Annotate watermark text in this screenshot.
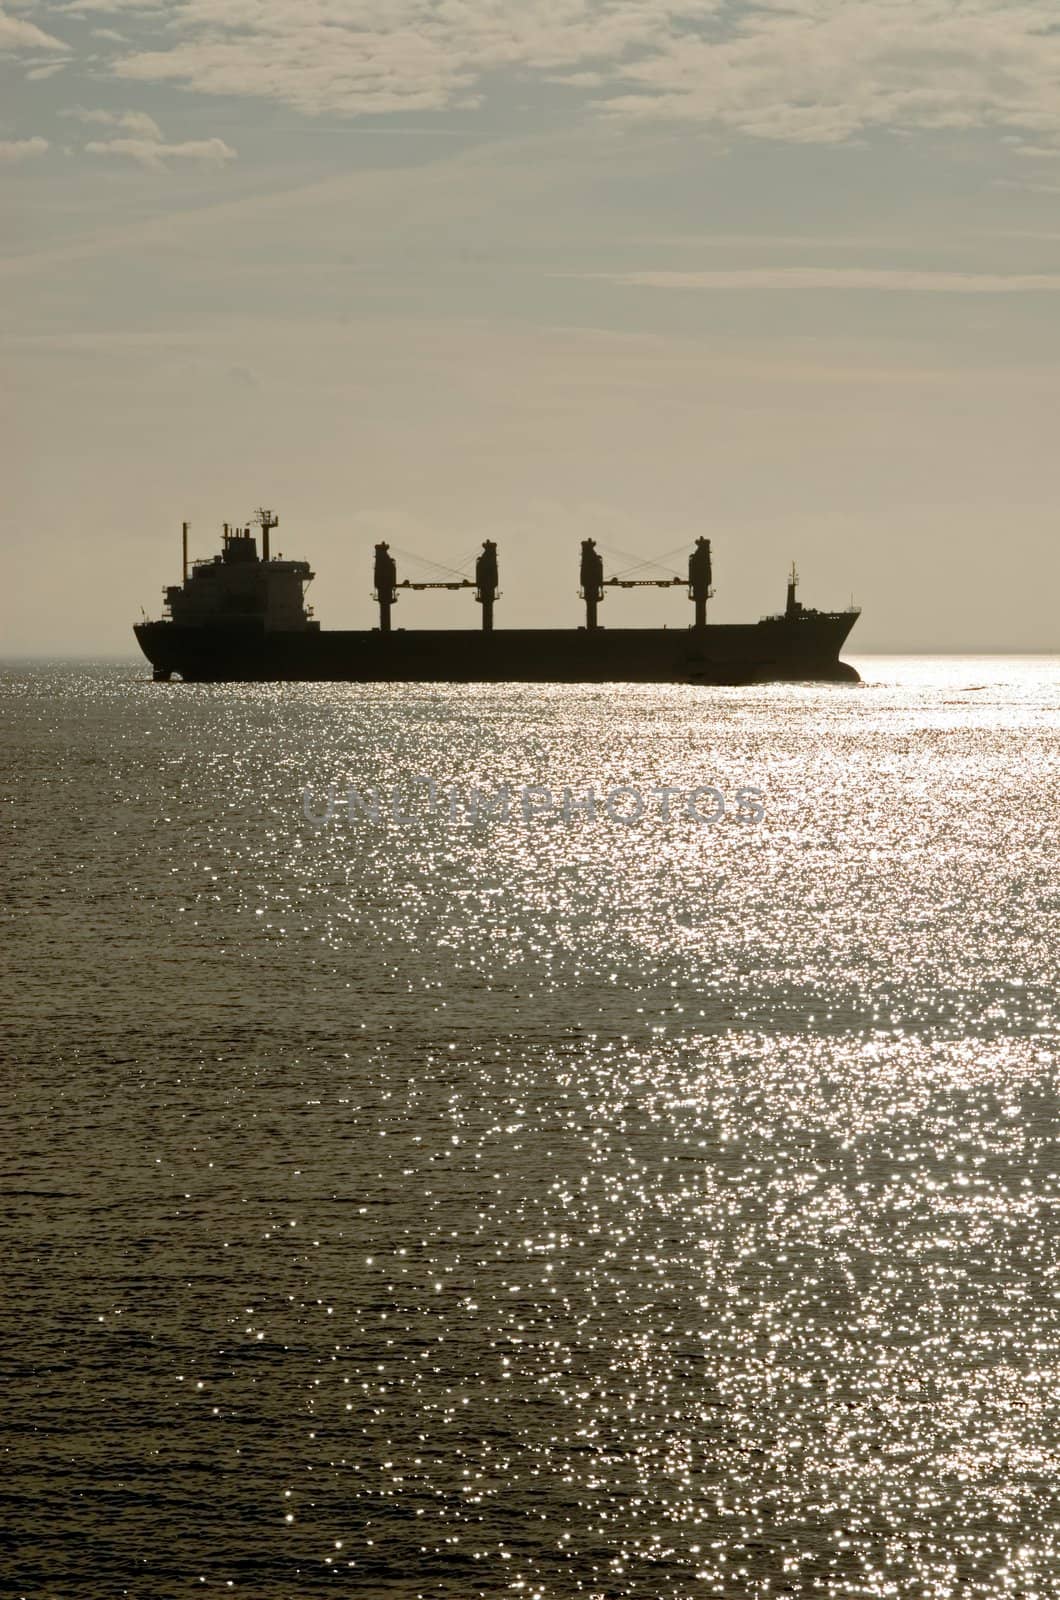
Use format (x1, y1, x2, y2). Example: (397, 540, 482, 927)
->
(302, 777, 764, 830)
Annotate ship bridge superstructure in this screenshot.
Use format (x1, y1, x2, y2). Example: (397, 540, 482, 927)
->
(164, 517, 317, 633)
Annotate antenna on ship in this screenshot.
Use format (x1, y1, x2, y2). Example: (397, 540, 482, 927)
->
(255, 508, 279, 563)
(786, 561, 799, 619)
(182, 521, 189, 584)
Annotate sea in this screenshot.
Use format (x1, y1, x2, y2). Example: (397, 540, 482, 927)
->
(1, 656, 1057, 1599)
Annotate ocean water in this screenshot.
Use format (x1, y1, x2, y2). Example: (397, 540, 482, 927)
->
(1, 656, 1057, 1599)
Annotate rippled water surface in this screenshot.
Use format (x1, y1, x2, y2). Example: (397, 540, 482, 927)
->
(2, 657, 1058, 1598)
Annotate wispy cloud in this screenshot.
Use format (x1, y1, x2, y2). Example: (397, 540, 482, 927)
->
(57, 106, 236, 168)
(0, 6, 66, 51)
(0, 136, 49, 163)
(83, 134, 237, 169)
(580, 267, 1060, 293)
(993, 177, 1060, 197)
(25, 59, 69, 80)
(61, 106, 163, 139)
(58, 0, 164, 12)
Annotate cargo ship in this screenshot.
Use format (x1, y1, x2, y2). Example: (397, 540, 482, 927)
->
(134, 511, 861, 684)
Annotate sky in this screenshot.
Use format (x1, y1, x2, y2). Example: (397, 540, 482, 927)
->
(3, 0, 1060, 652)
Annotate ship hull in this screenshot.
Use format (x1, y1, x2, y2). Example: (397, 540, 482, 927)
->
(134, 615, 860, 685)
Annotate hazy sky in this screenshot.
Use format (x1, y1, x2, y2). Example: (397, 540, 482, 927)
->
(3, 0, 1060, 651)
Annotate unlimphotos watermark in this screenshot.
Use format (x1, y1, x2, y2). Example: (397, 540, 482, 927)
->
(302, 777, 764, 830)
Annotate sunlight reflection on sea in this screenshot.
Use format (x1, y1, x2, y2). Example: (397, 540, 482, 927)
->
(1, 656, 1057, 1597)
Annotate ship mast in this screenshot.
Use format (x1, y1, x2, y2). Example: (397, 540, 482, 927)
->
(786, 561, 799, 618)
(255, 508, 279, 563)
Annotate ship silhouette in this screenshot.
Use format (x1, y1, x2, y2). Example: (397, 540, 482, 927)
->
(134, 511, 860, 684)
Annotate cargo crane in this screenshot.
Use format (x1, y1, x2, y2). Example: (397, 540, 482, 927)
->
(579, 539, 606, 631)
(579, 536, 713, 630)
(373, 542, 400, 633)
(687, 537, 713, 629)
(475, 540, 499, 633)
(372, 541, 500, 633)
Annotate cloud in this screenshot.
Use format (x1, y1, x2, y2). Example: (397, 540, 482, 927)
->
(580, 267, 1060, 293)
(61, 106, 163, 139)
(599, 2, 1060, 144)
(59, 0, 164, 11)
(89, 0, 1060, 147)
(83, 134, 237, 169)
(0, 136, 49, 162)
(0, 7, 66, 51)
(25, 60, 69, 79)
(107, 2, 720, 117)
(993, 177, 1060, 196)
(61, 107, 237, 168)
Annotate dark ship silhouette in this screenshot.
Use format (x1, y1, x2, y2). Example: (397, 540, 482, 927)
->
(134, 510, 860, 684)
